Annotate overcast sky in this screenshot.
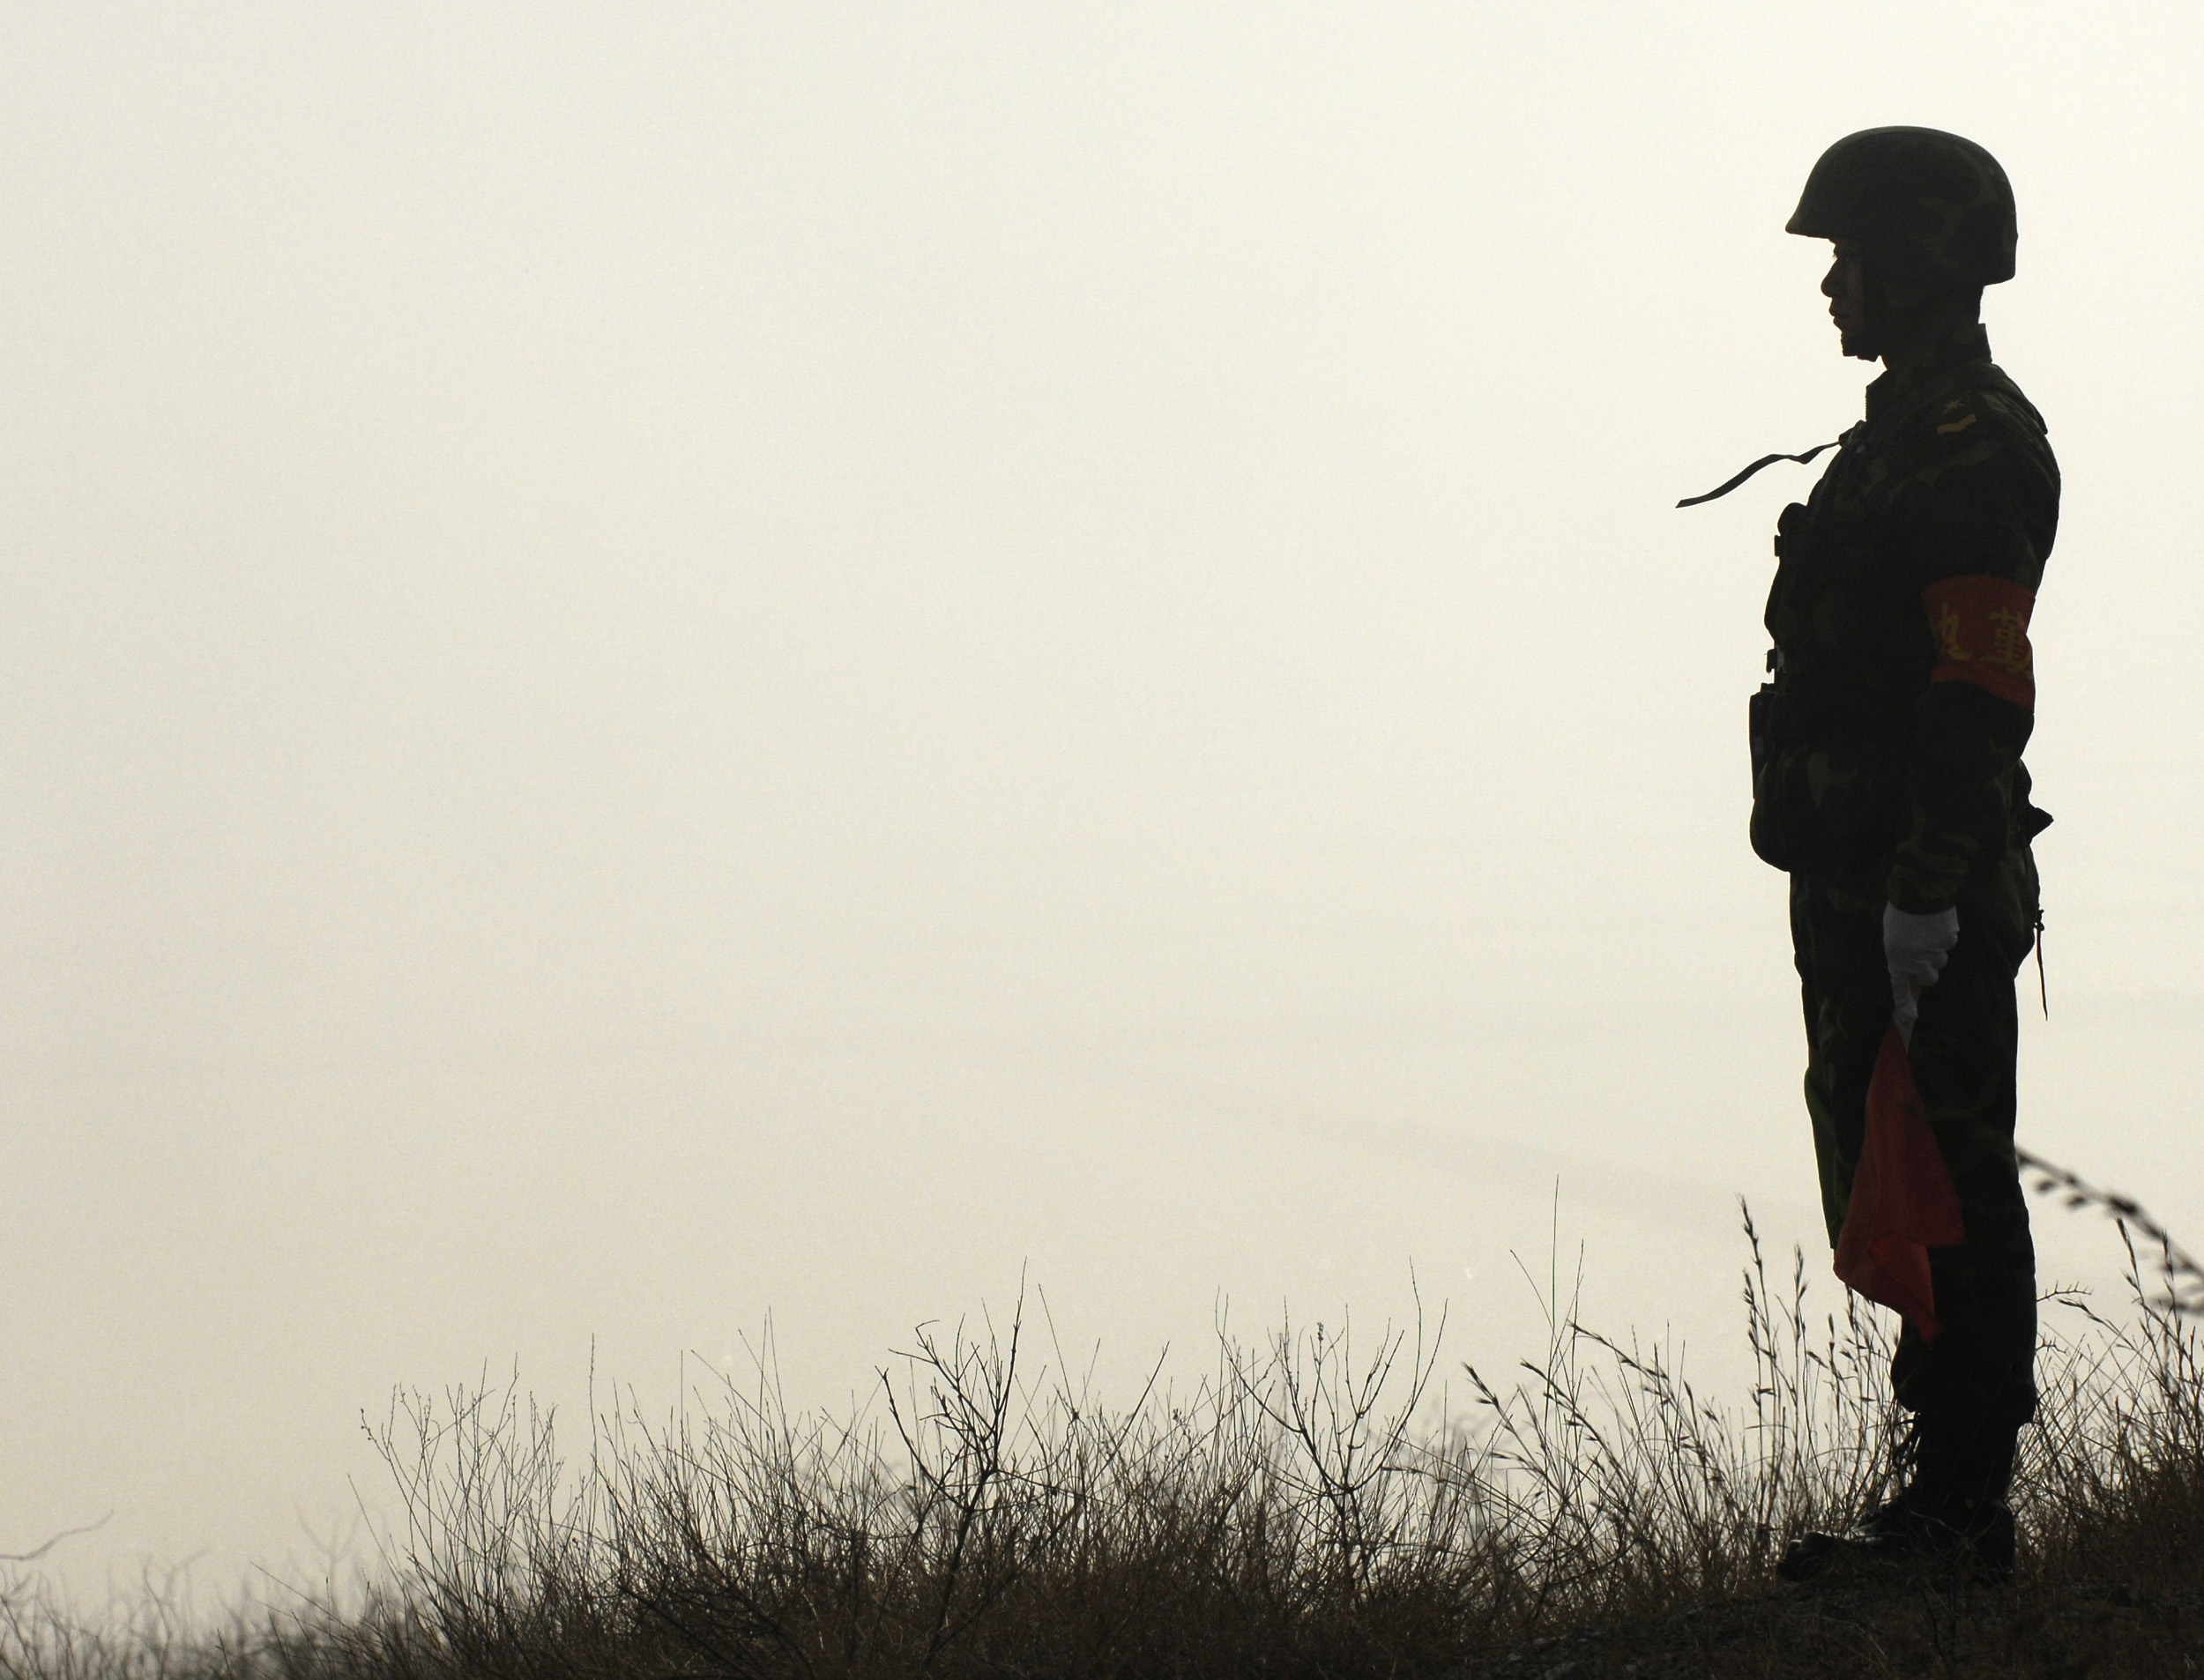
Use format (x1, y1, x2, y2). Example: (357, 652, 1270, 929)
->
(4, 2, 2200, 1605)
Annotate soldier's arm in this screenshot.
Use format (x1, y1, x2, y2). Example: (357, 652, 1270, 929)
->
(1887, 407, 2055, 915)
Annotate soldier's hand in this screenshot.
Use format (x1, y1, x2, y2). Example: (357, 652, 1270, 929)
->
(1885, 903, 1961, 1046)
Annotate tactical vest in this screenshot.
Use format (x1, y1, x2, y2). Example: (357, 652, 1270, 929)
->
(1746, 356, 2051, 873)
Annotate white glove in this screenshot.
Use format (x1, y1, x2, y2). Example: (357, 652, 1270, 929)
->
(1885, 903, 1960, 1046)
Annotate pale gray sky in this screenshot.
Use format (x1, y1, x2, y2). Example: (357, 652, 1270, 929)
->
(3, 3, 2199, 1603)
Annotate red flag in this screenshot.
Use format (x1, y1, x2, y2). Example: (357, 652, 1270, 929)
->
(1833, 1023, 1966, 1343)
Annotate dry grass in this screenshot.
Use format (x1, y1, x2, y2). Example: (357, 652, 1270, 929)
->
(4, 1175, 2203, 1680)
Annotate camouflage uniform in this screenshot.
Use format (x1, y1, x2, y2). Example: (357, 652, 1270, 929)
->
(1753, 316, 2058, 1431)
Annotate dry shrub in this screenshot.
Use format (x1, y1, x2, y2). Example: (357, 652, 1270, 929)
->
(4, 1179, 2202, 1679)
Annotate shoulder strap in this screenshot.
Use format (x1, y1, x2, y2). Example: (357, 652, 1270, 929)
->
(1675, 439, 1842, 509)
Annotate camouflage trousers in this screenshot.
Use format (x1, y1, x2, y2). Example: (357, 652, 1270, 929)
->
(1789, 846, 2041, 1430)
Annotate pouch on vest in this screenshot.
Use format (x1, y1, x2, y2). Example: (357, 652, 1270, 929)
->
(1750, 740, 1908, 872)
(1749, 682, 1776, 793)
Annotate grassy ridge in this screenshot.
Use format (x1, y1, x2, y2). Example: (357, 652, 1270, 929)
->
(4, 1189, 2202, 1679)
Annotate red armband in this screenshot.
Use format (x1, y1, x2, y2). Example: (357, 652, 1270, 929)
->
(1921, 575, 2036, 709)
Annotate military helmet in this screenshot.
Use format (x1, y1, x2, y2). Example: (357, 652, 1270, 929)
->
(1787, 127, 2016, 286)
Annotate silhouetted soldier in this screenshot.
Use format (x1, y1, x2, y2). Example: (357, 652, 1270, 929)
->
(1739, 129, 2057, 1582)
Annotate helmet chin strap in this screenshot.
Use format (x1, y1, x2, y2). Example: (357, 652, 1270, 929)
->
(1844, 260, 1903, 362)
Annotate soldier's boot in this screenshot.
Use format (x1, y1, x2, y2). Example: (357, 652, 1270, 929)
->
(1778, 1418, 2018, 1586)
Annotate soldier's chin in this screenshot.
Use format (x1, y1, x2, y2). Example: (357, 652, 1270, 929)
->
(1837, 323, 1880, 361)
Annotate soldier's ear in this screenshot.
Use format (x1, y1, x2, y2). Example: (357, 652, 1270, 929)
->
(1878, 273, 1931, 312)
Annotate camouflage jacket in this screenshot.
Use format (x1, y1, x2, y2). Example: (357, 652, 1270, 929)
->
(1751, 323, 2059, 913)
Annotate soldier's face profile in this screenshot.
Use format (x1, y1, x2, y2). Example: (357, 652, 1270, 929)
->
(1822, 240, 1873, 361)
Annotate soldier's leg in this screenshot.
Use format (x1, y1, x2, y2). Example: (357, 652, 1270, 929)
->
(1779, 852, 2039, 1581)
(1789, 870, 1890, 1248)
(1889, 846, 2041, 1432)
